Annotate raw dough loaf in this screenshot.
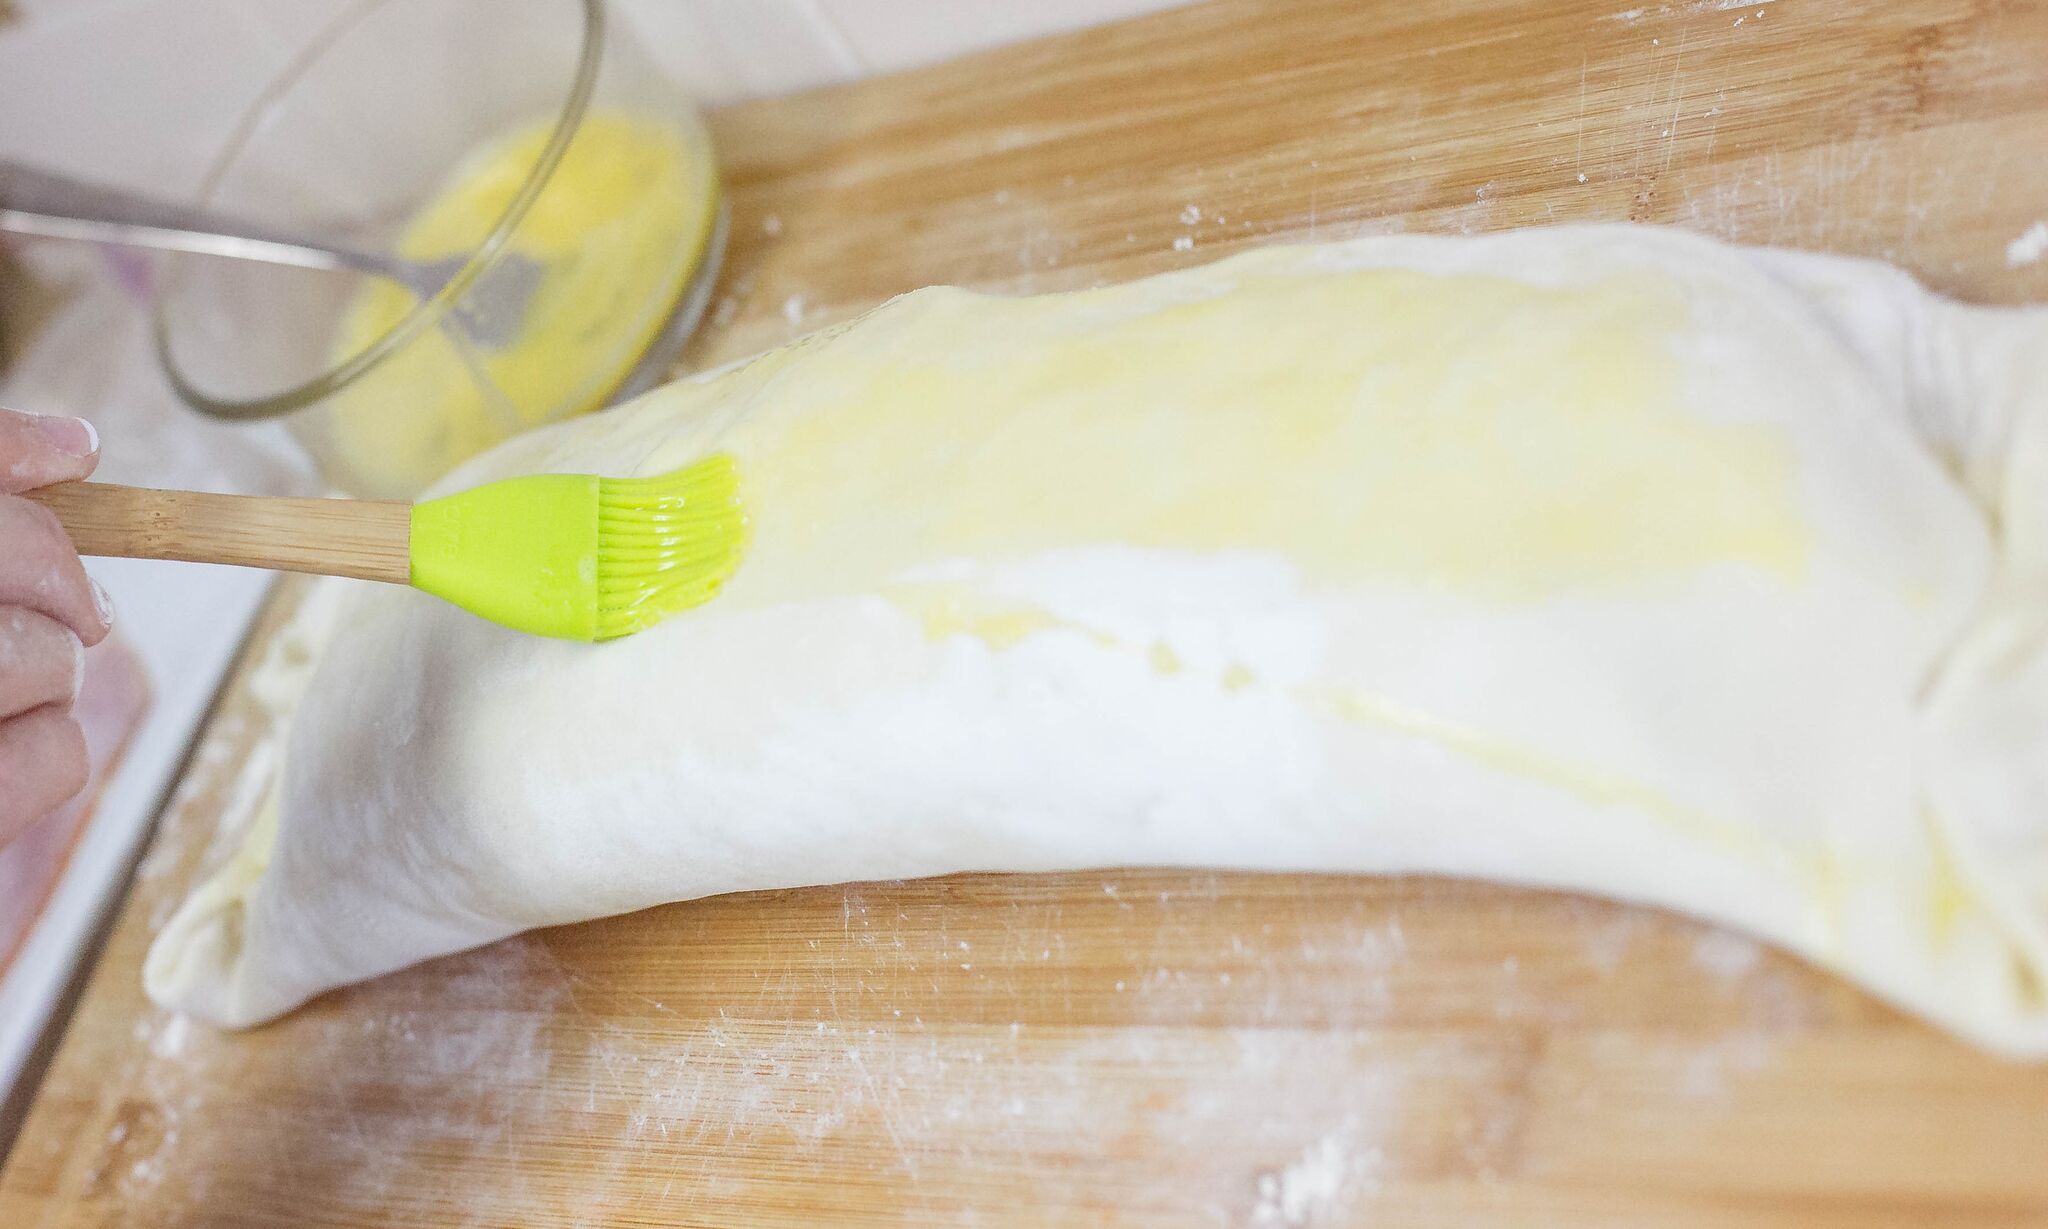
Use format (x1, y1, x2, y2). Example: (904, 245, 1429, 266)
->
(146, 226, 2048, 1051)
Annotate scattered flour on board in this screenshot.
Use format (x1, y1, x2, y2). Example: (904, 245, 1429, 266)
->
(563, 984, 1415, 1223)
(1578, 906, 1647, 973)
(782, 294, 808, 326)
(1252, 1130, 1382, 1227)
(1672, 929, 1789, 1098)
(111, 937, 571, 1224)
(1692, 929, 1763, 980)
(1678, 1030, 1777, 1099)
(2007, 221, 2048, 268)
(92, 879, 1823, 1220)
(1602, 0, 1774, 21)
(149, 1012, 191, 1060)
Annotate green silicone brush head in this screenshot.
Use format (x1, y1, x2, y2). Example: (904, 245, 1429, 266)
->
(409, 452, 748, 642)
(593, 452, 748, 641)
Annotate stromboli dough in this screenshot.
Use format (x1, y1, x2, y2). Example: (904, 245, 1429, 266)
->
(145, 226, 2048, 1049)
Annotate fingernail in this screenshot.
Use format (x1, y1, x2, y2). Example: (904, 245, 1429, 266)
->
(32, 414, 98, 458)
(90, 577, 115, 626)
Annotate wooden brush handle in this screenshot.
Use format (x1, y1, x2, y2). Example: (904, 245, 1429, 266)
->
(26, 481, 412, 585)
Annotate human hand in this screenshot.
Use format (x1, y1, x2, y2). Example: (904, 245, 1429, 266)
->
(0, 407, 112, 846)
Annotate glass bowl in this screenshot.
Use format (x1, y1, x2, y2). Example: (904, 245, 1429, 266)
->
(153, 0, 725, 499)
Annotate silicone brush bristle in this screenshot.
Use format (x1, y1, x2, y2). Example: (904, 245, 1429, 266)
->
(594, 453, 749, 640)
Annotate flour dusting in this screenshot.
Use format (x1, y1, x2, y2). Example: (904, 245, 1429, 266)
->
(2007, 221, 2048, 268)
(1692, 929, 1763, 980)
(148, 1012, 191, 1060)
(1679, 1030, 1777, 1098)
(1252, 1131, 1379, 1227)
(1602, 0, 1775, 21)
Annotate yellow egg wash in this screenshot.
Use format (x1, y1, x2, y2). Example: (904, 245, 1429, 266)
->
(550, 248, 1841, 886)
(640, 260, 1829, 892)
(317, 111, 718, 497)
(891, 584, 1115, 652)
(709, 266, 1814, 609)
(1920, 809, 1980, 948)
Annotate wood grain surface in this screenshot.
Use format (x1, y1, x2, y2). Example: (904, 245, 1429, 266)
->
(6, 0, 2048, 1224)
(26, 482, 413, 584)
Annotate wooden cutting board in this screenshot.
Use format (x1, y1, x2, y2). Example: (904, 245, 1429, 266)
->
(6, 0, 2048, 1223)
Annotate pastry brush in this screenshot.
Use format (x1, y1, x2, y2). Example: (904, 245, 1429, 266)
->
(26, 453, 747, 642)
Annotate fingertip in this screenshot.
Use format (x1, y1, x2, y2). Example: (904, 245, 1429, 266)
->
(31, 414, 98, 462)
(0, 409, 100, 491)
(75, 419, 102, 480)
(84, 577, 115, 646)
